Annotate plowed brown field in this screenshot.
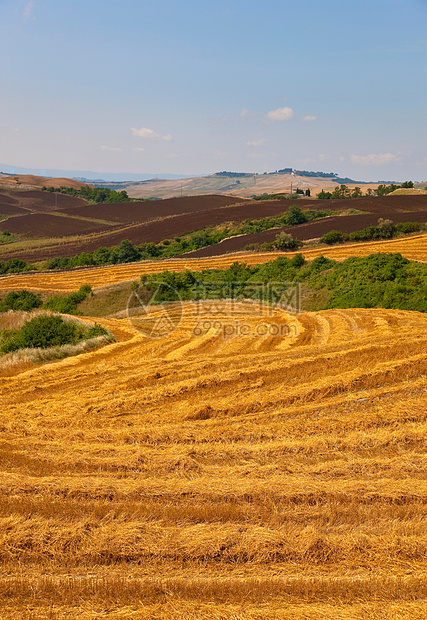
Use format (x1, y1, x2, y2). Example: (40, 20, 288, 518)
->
(1, 302, 427, 618)
(61, 194, 249, 222)
(0, 212, 121, 238)
(1, 194, 427, 263)
(188, 210, 427, 257)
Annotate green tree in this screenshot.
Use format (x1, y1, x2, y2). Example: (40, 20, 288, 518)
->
(116, 239, 141, 263)
(285, 205, 307, 225)
(274, 232, 303, 251)
(320, 230, 345, 245)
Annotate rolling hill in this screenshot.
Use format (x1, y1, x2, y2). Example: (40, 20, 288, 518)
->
(2, 187, 427, 617)
(1, 298, 427, 618)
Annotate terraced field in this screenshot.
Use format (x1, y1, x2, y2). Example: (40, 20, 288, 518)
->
(1, 301, 427, 619)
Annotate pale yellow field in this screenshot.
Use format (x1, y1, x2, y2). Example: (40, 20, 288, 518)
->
(1, 298, 427, 618)
(2, 232, 427, 292)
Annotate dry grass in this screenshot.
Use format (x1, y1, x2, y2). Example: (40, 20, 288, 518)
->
(0, 310, 115, 375)
(0, 302, 427, 617)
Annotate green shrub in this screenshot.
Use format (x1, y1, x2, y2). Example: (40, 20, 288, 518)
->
(0, 290, 42, 312)
(320, 230, 345, 245)
(0, 315, 109, 354)
(85, 323, 109, 339)
(284, 205, 307, 226)
(1, 315, 80, 353)
(44, 285, 92, 314)
(274, 232, 303, 250)
(396, 222, 426, 234)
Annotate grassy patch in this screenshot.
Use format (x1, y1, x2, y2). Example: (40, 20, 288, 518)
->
(76, 281, 136, 317)
(0, 310, 114, 373)
(43, 284, 93, 314)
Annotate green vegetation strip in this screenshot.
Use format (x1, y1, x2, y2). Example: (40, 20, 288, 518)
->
(42, 185, 132, 203)
(0, 285, 92, 315)
(141, 253, 427, 313)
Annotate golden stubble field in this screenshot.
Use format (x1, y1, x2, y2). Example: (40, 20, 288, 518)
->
(2, 233, 427, 292)
(1, 236, 427, 619)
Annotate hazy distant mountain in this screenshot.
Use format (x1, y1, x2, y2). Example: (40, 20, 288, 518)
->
(0, 164, 191, 183)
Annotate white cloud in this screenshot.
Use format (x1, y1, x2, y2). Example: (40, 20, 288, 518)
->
(351, 152, 400, 166)
(302, 115, 317, 122)
(23, 1, 34, 19)
(133, 147, 145, 152)
(131, 127, 172, 141)
(245, 138, 269, 147)
(318, 153, 329, 162)
(101, 145, 122, 152)
(296, 157, 316, 166)
(266, 106, 294, 122)
(240, 108, 249, 119)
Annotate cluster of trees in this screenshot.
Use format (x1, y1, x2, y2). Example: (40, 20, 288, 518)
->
(140, 255, 308, 304)
(42, 185, 132, 203)
(141, 252, 427, 314)
(245, 232, 303, 252)
(0, 314, 107, 354)
(317, 185, 364, 199)
(317, 181, 414, 200)
(0, 259, 32, 274)
(376, 181, 414, 195)
(0, 286, 92, 316)
(296, 170, 337, 178)
(317, 253, 427, 312)
(320, 220, 425, 245)
(254, 190, 311, 200)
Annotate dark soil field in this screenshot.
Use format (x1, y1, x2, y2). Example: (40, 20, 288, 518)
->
(0, 213, 121, 238)
(61, 194, 249, 223)
(185, 210, 427, 257)
(0, 202, 29, 217)
(0, 197, 298, 261)
(1, 192, 427, 263)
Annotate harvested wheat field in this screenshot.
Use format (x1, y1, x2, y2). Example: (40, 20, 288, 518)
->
(2, 232, 427, 292)
(1, 297, 427, 618)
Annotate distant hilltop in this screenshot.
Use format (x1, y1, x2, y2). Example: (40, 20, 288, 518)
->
(93, 170, 379, 200)
(1, 165, 414, 200)
(214, 169, 360, 184)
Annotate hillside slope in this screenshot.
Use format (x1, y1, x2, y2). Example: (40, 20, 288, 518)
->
(120, 172, 381, 199)
(0, 304, 427, 618)
(2, 232, 427, 292)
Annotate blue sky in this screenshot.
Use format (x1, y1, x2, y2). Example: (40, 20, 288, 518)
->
(1, 0, 427, 181)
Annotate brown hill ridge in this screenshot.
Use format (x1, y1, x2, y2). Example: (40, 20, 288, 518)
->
(0, 173, 91, 191)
